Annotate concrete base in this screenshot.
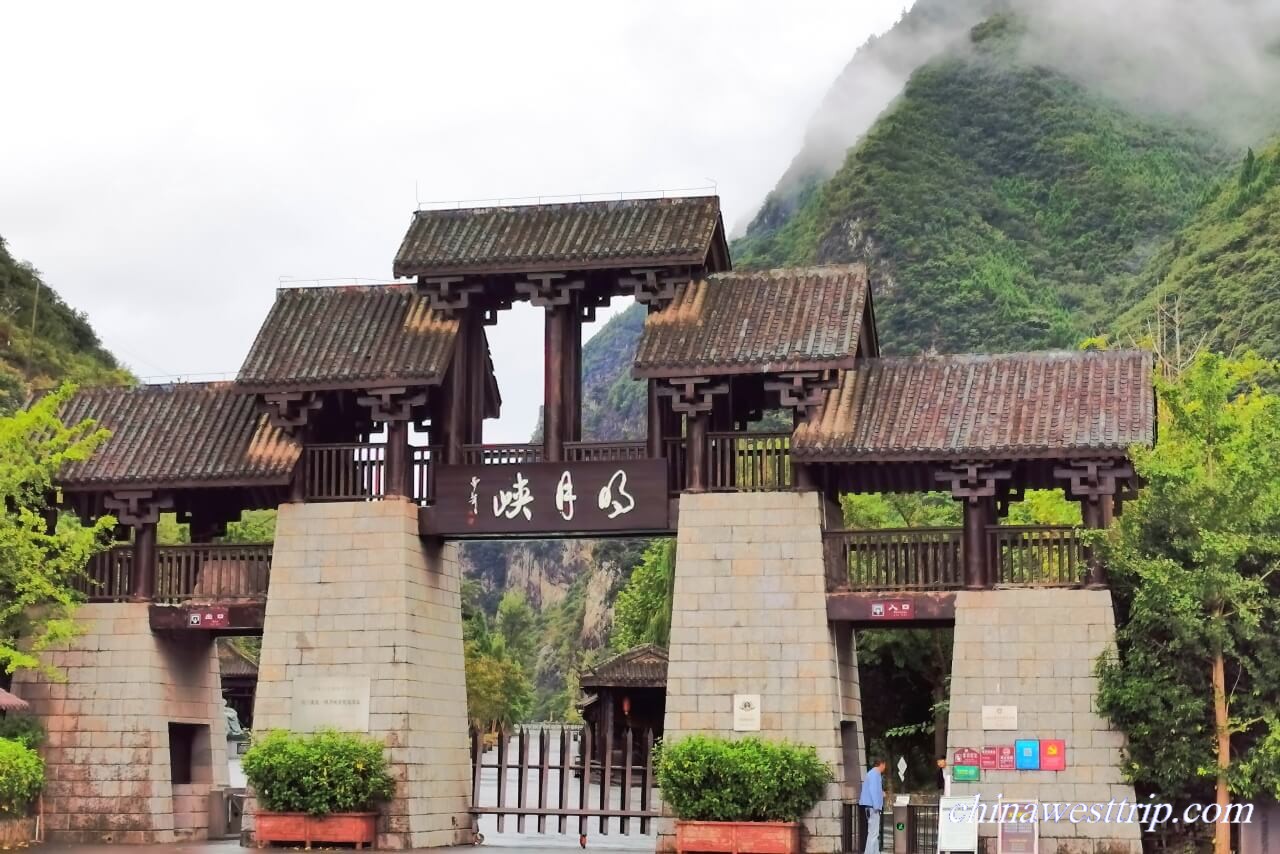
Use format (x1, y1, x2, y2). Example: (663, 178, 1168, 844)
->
(660, 491, 862, 854)
(946, 589, 1141, 854)
(250, 500, 473, 849)
(11, 603, 228, 844)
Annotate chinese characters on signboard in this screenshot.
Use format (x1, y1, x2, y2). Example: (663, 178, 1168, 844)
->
(431, 460, 669, 536)
(869, 599, 914, 620)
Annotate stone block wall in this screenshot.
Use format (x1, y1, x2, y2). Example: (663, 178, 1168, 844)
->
(251, 499, 472, 850)
(11, 602, 228, 844)
(660, 491, 861, 854)
(946, 589, 1141, 854)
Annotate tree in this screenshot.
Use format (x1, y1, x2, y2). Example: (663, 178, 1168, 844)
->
(1096, 353, 1280, 854)
(609, 539, 676, 650)
(464, 640, 533, 733)
(0, 385, 114, 677)
(494, 590, 538, 673)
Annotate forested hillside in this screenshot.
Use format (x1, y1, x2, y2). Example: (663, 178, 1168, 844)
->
(0, 237, 127, 411)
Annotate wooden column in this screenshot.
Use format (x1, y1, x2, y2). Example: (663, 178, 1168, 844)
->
(385, 419, 411, 499)
(132, 521, 157, 601)
(936, 463, 1012, 591)
(448, 322, 470, 465)
(687, 411, 710, 493)
(358, 388, 427, 500)
(544, 304, 567, 462)
(467, 312, 487, 446)
(1055, 459, 1134, 589)
(102, 490, 172, 603)
(962, 498, 991, 590)
(659, 377, 727, 494)
(646, 380, 663, 459)
(564, 297, 582, 443)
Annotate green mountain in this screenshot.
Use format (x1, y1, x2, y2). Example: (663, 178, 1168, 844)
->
(734, 15, 1232, 354)
(1116, 142, 1280, 357)
(0, 236, 127, 410)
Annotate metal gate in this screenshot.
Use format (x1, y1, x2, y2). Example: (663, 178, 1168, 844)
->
(470, 723, 660, 836)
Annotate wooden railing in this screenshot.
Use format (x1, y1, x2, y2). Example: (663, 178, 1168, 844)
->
(989, 525, 1087, 586)
(827, 525, 1089, 591)
(154, 544, 273, 603)
(708, 432, 791, 492)
(76, 546, 135, 602)
(563, 441, 648, 463)
(462, 443, 544, 466)
(412, 446, 438, 505)
(663, 438, 687, 495)
(304, 443, 386, 501)
(825, 528, 965, 591)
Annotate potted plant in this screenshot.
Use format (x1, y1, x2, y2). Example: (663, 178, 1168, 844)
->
(657, 735, 831, 854)
(242, 729, 395, 849)
(0, 729, 44, 848)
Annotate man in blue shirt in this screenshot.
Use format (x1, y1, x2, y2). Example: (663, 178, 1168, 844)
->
(858, 758, 886, 854)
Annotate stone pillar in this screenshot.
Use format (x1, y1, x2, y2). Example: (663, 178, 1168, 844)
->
(251, 500, 473, 849)
(660, 492, 860, 854)
(11, 603, 228, 844)
(945, 589, 1141, 854)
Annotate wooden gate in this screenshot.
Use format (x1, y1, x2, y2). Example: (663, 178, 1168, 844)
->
(470, 723, 660, 837)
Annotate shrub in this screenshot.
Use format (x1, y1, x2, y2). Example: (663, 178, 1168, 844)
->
(656, 735, 831, 823)
(0, 717, 45, 749)
(0, 737, 44, 818)
(241, 730, 395, 816)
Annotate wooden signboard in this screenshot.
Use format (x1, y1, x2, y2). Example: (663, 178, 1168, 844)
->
(430, 459, 671, 536)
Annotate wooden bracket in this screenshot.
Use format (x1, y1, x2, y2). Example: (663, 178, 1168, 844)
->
(514, 273, 585, 308)
(482, 296, 514, 326)
(104, 490, 174, 527)
(935, 462, 1014, 504)
(357, 386, 429, 422)
(578, 290, 613, 322)
(622, 267, 692, 310)
(658, 376, 729, 415)
(1053, 459, 1135, 503)
(419, 276, 484, 315)
(765, 370, 840, 418)
(261, 392, 324, 432)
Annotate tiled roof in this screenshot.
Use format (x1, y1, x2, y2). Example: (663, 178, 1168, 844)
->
(58, 383, 299, 490)
(393, 196, 725, 278)
(633, 265, 871, 378)
(218, 639, 259, 678)
(0, 687, 29, 712)
(793, 350, 1154, 462)
(237, 285, 459, 392)
(580, 644, 668, 689)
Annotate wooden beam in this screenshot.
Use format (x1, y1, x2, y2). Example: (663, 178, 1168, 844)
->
(544, 304, 567, 462)
(826, 591, 956, 626)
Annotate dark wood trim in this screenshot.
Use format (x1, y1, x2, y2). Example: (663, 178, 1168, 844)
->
(792, 447, 1139, 464)
(646, 380, 663, 459)
(261, 391, 324, 431)
(103, 490, 174, 527)
(962, 498, 992, 590)
(826, 591, 956, 626)
(61, 476, 294, 494)
(148, 602, 267, 635)
(237, 377, 446, 395)
(765, 370, 839, 419)
(633, 356, 858, 381)
(395, 251, 713, 280)
(687, 411, 709, 493)
(657, 376, 728, 415)
(544, 304, 567, 462)
(131, 521, 157, 602)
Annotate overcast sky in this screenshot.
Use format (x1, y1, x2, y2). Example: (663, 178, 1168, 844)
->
(1, 0, 911, 441)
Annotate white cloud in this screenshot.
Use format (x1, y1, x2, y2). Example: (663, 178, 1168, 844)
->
(0, 0, 911, 440)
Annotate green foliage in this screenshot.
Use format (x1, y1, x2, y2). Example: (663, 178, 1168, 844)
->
(609, 539, 676, 651)
(464, 640, 533, 732)
(580, 304, 648, 441)
(494, 591, 538, 673)
(733, 22, 1227, 355)
(241, 729, 395, 816)
(0, 717, 45, 749)
(1096, 353, 1280, 802)
(1116, 142, 1280, 357)
(0, 737, 44, 818)
(0, 236, 129, 400)
(1, 385, 116, 676)
(656, 736, 831, 822)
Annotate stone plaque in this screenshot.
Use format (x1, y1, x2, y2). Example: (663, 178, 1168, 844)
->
(292, 676, 371, 732)
(732, 694, 761, 731)
(982, 704, 1018, 730)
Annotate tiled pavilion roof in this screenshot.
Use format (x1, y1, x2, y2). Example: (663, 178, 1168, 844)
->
(633, 265, 874, 378)
(793, 350, 1154, 462)
(579, 644, 668, 689)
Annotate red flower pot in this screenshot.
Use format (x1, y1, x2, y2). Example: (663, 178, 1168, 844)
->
(255, 811, 378, 849)
(675, 819, 801, 854)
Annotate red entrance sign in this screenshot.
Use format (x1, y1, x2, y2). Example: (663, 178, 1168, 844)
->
(869, 599, 914, 620)
(1041, 739, 1067, 771)
(187, 608, 229, 628)
(995, 745, 1016, 770)
(980, 747, 1000, 769)
(953, 747, 981, 767)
